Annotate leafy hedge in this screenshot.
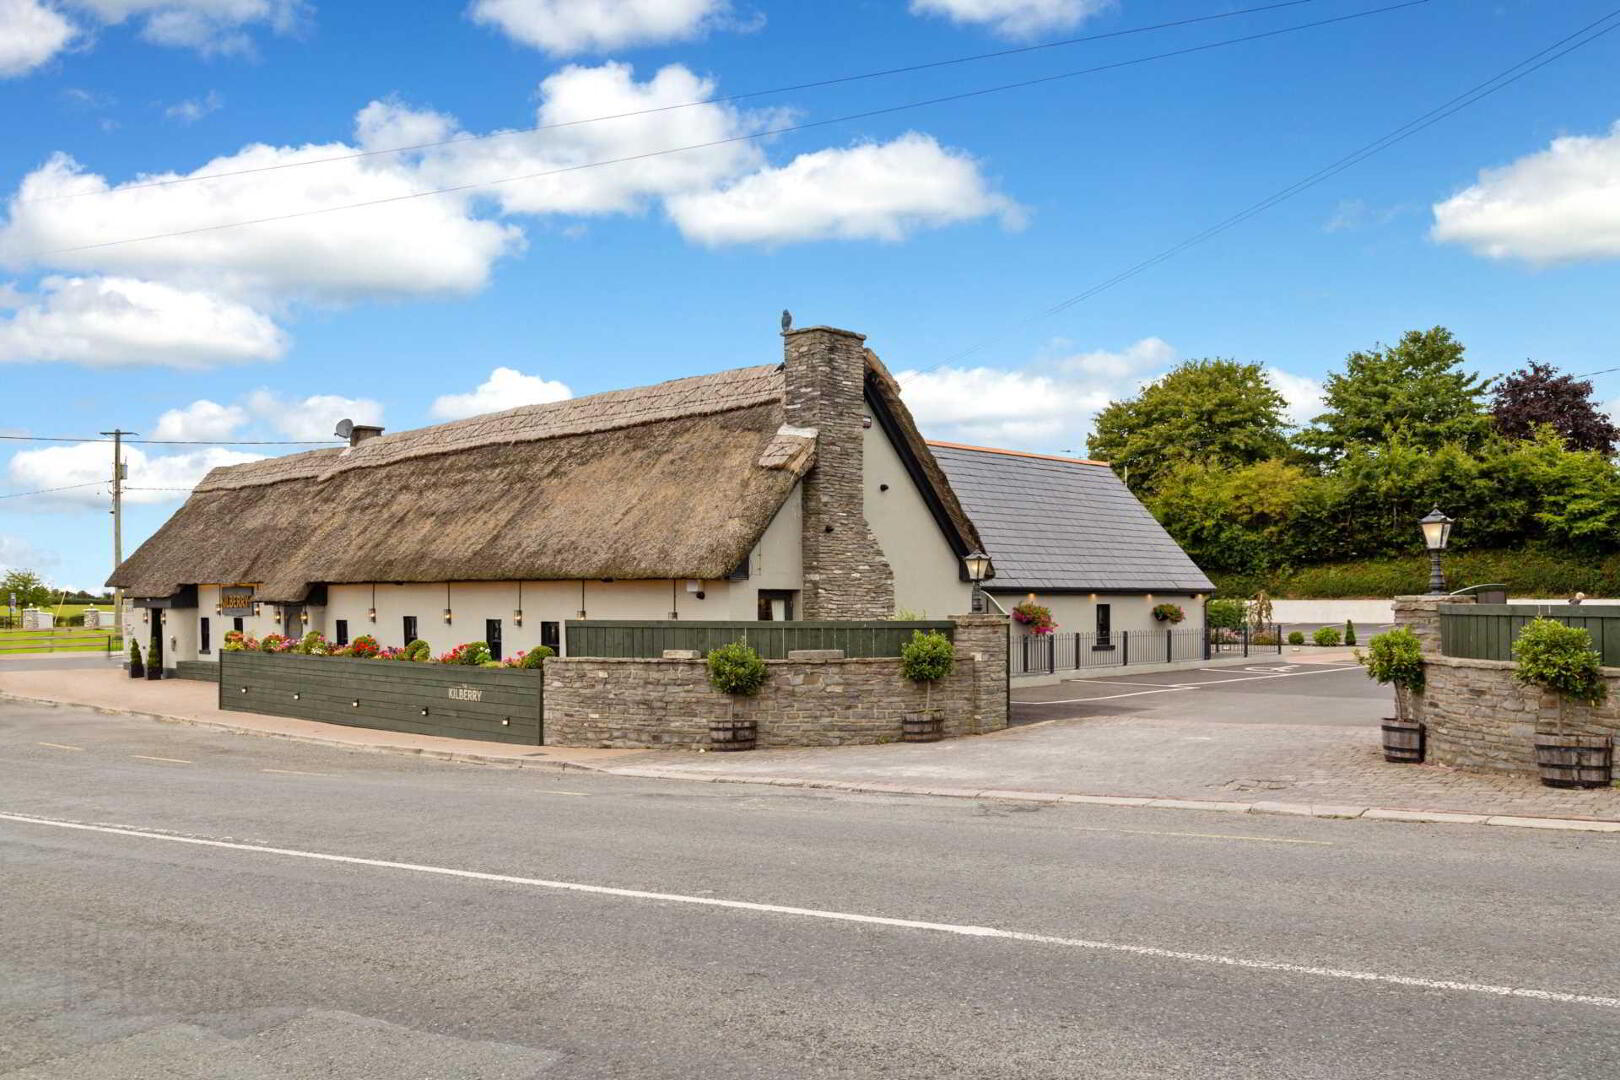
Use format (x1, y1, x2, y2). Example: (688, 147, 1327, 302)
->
(1210, 548, 1620, 599)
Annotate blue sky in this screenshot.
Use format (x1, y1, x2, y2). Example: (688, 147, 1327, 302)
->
(3, 0, 1619, 592)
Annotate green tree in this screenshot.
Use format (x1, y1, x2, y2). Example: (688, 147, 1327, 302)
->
(1299, 328, 1492, 459)
(1, 569, 52, 610)
(1087, 359, 1289, 493)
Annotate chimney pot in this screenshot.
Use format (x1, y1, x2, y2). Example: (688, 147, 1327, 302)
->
(349, 424, 384, 447)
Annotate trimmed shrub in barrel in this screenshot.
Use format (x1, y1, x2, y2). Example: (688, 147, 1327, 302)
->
(146, 631, 163, 680)
(706, 640, 766, 751)
(1359, 627, 1425, 763)
(128, 639, 145, 679)
(900, 629, 954, 742)
(1512, 617, 1611, 788)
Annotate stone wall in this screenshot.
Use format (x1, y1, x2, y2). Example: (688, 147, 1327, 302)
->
(543, 615, 1008, 749)
(1395, 593, 1620, 775)
(783, 326, 895, 620)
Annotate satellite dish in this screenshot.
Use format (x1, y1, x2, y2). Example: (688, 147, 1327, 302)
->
(334, 419, 354, 441)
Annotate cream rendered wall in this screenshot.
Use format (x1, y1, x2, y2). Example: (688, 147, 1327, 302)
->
(997, 591, 1207, 641)
(862, 423, 972, 619)
(719, 485, 803, 620)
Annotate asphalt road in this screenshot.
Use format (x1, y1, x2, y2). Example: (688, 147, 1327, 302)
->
(4, 699, 1620, 1078)
(1013, 661, 1382, 726)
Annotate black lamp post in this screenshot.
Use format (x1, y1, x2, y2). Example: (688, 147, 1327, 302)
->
(963, 550, 992, 613)
(1420, 507, 1454, 595)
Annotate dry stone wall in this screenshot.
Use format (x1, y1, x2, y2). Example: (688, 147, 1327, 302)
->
(543, 615, 1008, 749)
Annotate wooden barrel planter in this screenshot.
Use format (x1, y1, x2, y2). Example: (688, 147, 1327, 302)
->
(1533, 734, 1612, 789)
(1380, 718, 1423, 763)
(709, 718, 758, 752)
(902, 713, 944, 743)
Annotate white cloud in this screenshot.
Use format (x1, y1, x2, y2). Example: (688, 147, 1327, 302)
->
(164, 89, 222, 124)
(6, 440, 261, 508)
(1264, 367, 1323, 426)
(1432, 120, 1620, 264)
(910, 0, 1112, 38)
(667, 132, 1023, 246)
(0, 532, 55, 570)
(0, 275, 285, 367)
(898, 337, 1173, 450)
(0, 0, 77, 77)
(65, 0, 305, 54)
(245, 389, 382, 440)
(469, 0, 730, 55)
(151, 398, 248, 441)
(430, 366, 572, 420)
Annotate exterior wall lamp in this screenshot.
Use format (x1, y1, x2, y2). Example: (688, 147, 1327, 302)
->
(514, 609, 523, 626)
(300, 609, 309, 626)
(962, 550, 991, 613)
(1421, 507, 1454, 595)
(443, 608, 453, 625)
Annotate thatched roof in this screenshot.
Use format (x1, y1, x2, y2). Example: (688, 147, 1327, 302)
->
(111, 355, 980, 602)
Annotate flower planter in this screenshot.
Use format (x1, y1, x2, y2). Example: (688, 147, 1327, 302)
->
(1533, 734, 1612, 789)
(1380, 717, 1423, 763)
(709, 717, 757, 752)
(901, 712, 944, 742)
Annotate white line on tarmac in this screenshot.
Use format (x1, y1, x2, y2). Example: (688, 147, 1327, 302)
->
(537, 790, 591, 797)
(261, 768, 333, 777)
(1022, 664, 1365, 706)
(1070, 825, 1332, 846)
(2, 809, 1613, 1009)
(35, 742, 82, 751)
(133, 755, 192, 765)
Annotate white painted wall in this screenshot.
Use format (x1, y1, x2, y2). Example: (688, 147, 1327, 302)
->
(995, 590, 1207, 641)
(863, 422, 973, 618)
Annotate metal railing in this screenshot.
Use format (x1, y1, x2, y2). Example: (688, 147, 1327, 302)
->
(1011, 625, 1281, 676)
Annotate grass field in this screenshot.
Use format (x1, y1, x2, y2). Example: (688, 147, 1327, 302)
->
(0, 626, 123, 655)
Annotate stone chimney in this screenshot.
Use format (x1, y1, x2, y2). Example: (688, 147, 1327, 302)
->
(782, 325, 894, 619)
(349, 424, 384, 447)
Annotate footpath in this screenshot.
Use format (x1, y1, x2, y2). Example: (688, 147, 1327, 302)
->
(4, 659, 1618, 835)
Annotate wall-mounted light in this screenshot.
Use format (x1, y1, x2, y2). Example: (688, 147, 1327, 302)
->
(444, 583, 453, 624)
(300, 609, 309, 625)
(443, 608, 453, 624)
(367, 608, 377, 622)
(514, 609, 524, 626)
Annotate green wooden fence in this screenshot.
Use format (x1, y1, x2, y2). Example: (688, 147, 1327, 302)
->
(219, 652, 542, 745)
(1439, 604, 1620, 667)
(566, 620, 953, 659)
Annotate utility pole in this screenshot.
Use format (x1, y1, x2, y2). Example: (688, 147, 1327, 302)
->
(101, 429, 134, 641)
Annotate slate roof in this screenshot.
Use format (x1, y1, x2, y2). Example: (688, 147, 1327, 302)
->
(928, 442, 1214, 593)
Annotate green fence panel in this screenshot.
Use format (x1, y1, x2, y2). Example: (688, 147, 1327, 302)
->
(1439, 604, 1620, 666)
(565, 620, 954, 659)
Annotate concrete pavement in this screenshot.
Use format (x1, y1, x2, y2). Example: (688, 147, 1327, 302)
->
(4, 699, 1620, 1078)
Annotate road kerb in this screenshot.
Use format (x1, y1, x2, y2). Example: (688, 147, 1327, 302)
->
(1362, 808, 1491, 825)
(1251, 801, 1369, 820)
(1484, 815, 1620, 833)
(1145, 798, 1254, 813)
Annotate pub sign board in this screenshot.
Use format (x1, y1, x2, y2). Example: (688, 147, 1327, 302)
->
(220, 586, 255, 614)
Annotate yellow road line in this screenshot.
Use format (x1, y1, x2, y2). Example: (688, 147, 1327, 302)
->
(132, 755, 192, 765)
(36, 742, 83, 752)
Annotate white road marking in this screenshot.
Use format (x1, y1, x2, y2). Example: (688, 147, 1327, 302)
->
(261, 768, 333, 777)
(538, 790, 591, 797)
(1030, 686, 1196, 705)
(1021, 664, 1365, 706)
(1, 809, 1613, 1009)
(35, 742, 82, 752)
(133, 755, 192, 765)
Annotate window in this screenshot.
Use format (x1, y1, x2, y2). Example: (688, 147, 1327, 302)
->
(403, 615, 418, 646)
(757, 590, 796, 621)
(485, 618, 503, 661)
(199, 617, 211, 655)
(232, 617, 244, 634)
(1095, 603, 1112, 648)
(540, 621, 560, 652)
(335, 620, 349, 647)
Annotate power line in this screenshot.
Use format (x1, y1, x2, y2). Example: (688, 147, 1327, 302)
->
(0, 435, 342, 445)
(19, 0, 1325, 205)
(32, 0, 1430, 259)
(933, 4, 1620, 368)
(0, 481, 107, 500)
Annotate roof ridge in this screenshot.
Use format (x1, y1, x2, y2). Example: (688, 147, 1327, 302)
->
(926, 440, 1111, 468)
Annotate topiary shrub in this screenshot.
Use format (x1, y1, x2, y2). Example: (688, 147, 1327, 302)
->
(900, 630, 954, 716)
(1287, 630, 1306, 646)
(510, 645, 555, 669)
(128, 639, 145, 678)
(1312, 626, 1342, 647)
(401, 639, 432, 663)
(1358, 627, 1424, 721)
(1343, 619, 1357, 647)
(707, 640, 767, 696)
(1513, 618, 1607, 732)
(1252, 631, 1280, 646)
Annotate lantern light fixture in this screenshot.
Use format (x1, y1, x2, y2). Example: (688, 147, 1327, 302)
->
(443, 608, 453, 624)
(1420, 507, 1455, 594)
